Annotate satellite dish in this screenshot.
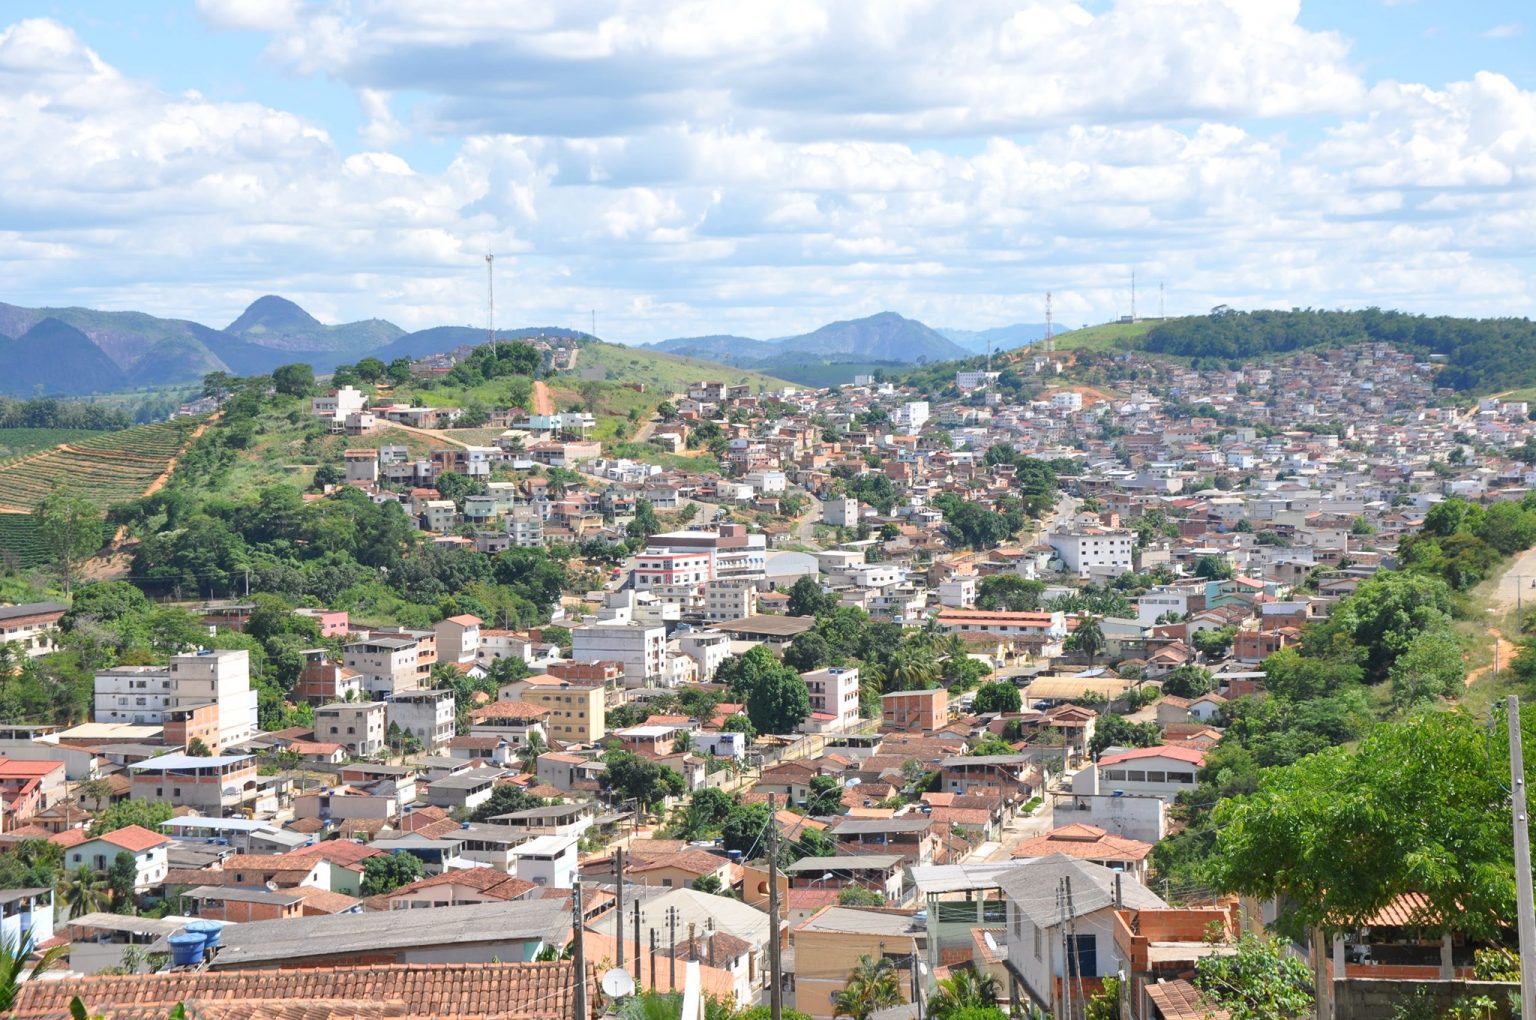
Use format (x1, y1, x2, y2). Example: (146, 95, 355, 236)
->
(601, 968, 637, 998)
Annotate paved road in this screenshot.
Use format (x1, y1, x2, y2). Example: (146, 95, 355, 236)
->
(976, 798, 1057, 862)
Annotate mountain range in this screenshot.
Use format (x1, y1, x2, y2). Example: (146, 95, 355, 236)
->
(0, 295, 1053, 396)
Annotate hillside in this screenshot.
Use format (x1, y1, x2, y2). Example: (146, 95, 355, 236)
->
(225, 295, 403, 354)
(561, 340, 792, 393)
(372, 326, 591, 364)
(650, 311, 966, 385)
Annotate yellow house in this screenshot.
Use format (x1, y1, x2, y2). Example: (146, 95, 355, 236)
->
(791, 905, 922, 1020)
(521, 676, 607, 744)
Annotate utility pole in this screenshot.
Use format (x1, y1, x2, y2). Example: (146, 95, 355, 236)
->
(668, 907, 678, 990)
(649, 929, 657, 992)
(768, 792, 784, 1020)
(571, 880, 588, 1020)
(1508, 696, 1536, 1020)
(615, 849, 625, 971)
(633, 898, 643, 989)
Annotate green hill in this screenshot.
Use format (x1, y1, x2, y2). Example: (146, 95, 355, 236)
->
(1048, 319, 1159, 351)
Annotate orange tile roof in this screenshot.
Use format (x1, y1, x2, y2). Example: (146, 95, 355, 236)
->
(1145, 979, 1228, 1020)
(1011, 823, 1153, 863)
(97, 825, 170, 853)
(1097, 745, 1206, 767)
(470, 701, 550, 722)
(12, 962, 599, 1020)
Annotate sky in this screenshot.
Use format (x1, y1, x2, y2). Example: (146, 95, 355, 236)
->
(2, 0, 1535, 343)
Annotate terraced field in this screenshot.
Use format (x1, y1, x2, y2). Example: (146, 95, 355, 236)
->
(0, 418, 205, 513)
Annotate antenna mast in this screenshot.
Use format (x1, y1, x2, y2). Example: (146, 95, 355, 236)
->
(485, 253, 496, 354)
(1045, 291, 1054, 353)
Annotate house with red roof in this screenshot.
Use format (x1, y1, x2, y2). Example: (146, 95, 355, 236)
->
(1073, 745, 1206, 803)
(0, 758, 65, 826)
(63, 825, 170, 893)
(1011, 823, 1154, 882)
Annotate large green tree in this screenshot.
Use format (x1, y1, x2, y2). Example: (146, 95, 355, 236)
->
(745, 660, 812, 735)
(600, 750, 686, 813)
(975, 575, 1045, 612)
(786, 576, 837, 618)
(970, 681, 1021, 715)
(1192, 933, 1314, 1020)
(1208, 710, 1522, 939)
(361, 852, 425, 896)
(34, 486, 105, 593)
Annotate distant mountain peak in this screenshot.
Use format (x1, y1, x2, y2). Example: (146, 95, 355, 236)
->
(226, 295, 322, 335)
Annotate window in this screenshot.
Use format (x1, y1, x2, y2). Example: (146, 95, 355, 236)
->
(1033, 924, 1043, 960)
(1145, 771, 1166, 784)
(1126, 770, 1147, 782)
(1068, 933, 1098, 977)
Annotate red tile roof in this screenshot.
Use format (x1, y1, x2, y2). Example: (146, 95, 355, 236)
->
(11, 962, 599, 1020)
(470, 701, 550, 722)
(97, 825, 170, 853)
(1011, 823, 1153, 863)
(1097, 745, 1206, 767)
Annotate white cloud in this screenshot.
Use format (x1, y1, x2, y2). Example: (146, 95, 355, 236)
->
(1484, 23, 1522, 39)
(1, 7, 1535, 342)
(195, 0, 300, 32)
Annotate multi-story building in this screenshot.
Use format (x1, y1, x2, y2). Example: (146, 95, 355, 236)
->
(315, 701, 387, 757)
(128, 753, 260, 815)
(344, 633, 432, 698)
(801, 667, 861, 731)
(881, 688, 948, 732)
(311, 385, 366, 423)
(702, 579, 756, 622)
(822, 497, 860, 528)
(0, 603, 67, 658)
(1049, 527, 1136, 579)
(631, 551, 714, 592)
(934, 609, 1068, 658)
(294, 649, 364, 703)
(93, 650, 258, 750)
(571, 623, 667, 687)
(676, 630, 731, 682)
(435, 615, 482, 665)
(520, 676, 606, 745)
(386, 690, 456, 750)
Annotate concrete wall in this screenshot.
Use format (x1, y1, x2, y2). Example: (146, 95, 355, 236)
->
(1333, 978, 1520, 1020)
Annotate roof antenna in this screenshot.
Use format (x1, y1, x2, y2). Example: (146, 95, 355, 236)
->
(485, 253, 496, 355)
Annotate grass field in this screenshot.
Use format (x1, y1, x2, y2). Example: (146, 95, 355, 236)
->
(564, 341, 792, 394)
(1043, 319, 1158, 353)
(0, 419, 205, 513)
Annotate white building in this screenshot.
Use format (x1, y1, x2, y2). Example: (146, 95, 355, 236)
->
(743, 470, 787, 494)
(572, 623, 667, 687)
(386, 689, 456, 750)
(1136, 586, 1195, 626)
(1000, 858, 1166, 1018)
(677, 630, 732, 681)
(434, 615, 482, 665)
(1050, 390, 1084, 412)
(801, 666, 861, 731)
(509, 834, 580, 889)
(703, 580, 756, 622)
(93, 650, 259, 749)
(937, 576, 977, 609)
(311, 385, 367, 423)
(822, 497, 860, 528)
(895, 401, 929, 432)
(1048, 528, 1135, 579)
(955, 370, 1000, 391)
(631, 551, 714, 592)
(1071, 746, 1205, 803)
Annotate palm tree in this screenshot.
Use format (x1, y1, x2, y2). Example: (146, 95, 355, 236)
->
(0, 927, 68, 1011)
(892, 651, 938, 692)
(59, 864, 108, 919)
(516, 731, 548, 771)
(926, 966, 1000, 1019)
(1071, 614, 1105, 667)
(832, 954, 904, 1020)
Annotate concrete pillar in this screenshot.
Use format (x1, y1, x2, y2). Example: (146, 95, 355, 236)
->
(1439, 933, 1454, 979)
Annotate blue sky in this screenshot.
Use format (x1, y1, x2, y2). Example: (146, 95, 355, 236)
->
(1, 1, 1534, 340)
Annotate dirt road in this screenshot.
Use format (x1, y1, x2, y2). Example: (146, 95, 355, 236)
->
(1464, 543, 1536, 685)
(532, 381, 555, 416)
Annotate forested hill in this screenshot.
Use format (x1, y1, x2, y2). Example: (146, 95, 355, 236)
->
(1140, 308, 1536, 393)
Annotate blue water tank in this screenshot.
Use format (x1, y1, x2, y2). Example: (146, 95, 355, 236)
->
(168, 932, 207, 967)
(186, 919, 224, 952)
